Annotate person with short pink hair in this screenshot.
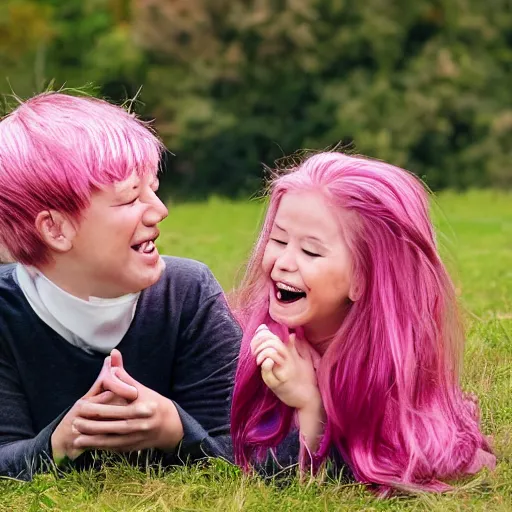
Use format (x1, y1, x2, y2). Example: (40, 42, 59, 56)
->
(0, 92, 240, 480)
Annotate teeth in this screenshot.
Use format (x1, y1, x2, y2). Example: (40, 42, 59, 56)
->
(136, 240, 155, 253)
(144, 240, 155, 253)
(277, 291, 282, 300)
(276, 282, 303, 293)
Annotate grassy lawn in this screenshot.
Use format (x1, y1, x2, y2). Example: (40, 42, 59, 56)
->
(0, 190, 510, 511)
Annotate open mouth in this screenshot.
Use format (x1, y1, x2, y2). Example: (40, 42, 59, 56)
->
(275, 281, 307, 304)
(131, 238, 157, 254)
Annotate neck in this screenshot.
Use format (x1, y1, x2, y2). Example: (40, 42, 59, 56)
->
(303, 302, 351, 354)
(36, 259, 122, 300)
(37, 262, 89, 299)
(303, 329, 334, 355)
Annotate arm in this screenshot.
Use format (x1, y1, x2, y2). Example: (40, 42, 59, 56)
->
(72, 267, 241, 462)
(0, 345, 58, 480)
(251, 327, 326, 460)
(168, 277, 241, 461)
(296, 390, 325, 456)
(0, 342, 138, 480)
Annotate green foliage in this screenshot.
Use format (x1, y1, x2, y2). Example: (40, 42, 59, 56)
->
(0, 1, 511, 197)
(0, 190, 511, 510)
(136, 0, 512, 196)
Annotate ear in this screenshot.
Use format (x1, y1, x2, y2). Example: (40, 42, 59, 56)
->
(348, 280, 361, 303)
(35, 210, 77, 254)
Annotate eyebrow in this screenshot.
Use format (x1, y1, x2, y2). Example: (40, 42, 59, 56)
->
(304, 236, 326, 246)
(116, 182, 140, 196)
(273, 223, 327, 246)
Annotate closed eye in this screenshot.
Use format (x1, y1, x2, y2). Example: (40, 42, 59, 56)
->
(303, 249, 321, 257)
(270, 238, 287, 246)
(120, 197, 139, 206)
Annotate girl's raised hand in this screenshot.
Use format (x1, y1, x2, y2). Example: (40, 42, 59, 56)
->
(250, 324, 320, 410)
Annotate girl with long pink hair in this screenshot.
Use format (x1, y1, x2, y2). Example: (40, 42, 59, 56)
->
(231, 152, 495, 493)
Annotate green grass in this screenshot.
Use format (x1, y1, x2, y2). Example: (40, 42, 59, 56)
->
(1, 190, 511, 511)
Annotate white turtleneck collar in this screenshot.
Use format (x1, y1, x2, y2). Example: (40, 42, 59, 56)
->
(15, 264, 140, 354)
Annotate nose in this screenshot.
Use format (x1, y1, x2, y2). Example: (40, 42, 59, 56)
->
(142, 190, 169, 226)
(275, 244, 298, 273)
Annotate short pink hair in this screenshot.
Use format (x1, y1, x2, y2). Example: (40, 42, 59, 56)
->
(0, 92, 163, 265)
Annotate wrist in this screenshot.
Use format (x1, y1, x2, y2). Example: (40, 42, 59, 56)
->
(157, 399, 184, 451)
(51, 427, 69, 464)
(297, 386, 323, 414)
(296, 390, 325, 454)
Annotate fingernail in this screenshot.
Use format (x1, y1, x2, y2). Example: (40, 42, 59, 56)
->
(256, 324, 268, 332)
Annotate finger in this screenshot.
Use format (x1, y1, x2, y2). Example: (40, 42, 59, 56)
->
(253, 339, 286, 360)
(110, 349, 124, 369)
(250, 330, 275, 354)
(102, 370, 138, 401)
(86, 389, 130, 406)
(261, 363, 281, 389)
(255, 323, 269, 334)
(294, 336, 321, 366)
(254, 338, 286, 353)
(270, 363, 289, 383)
(289, 333, 309, 361)
(111, 366, 140, 388)
(72, 417, 153, 436)
(87, 391, 117, 404)
(288, 333, 299, 354)
(76, 401, 155, 420)
(255, 347, 285, 367)
(105, 395, 130, 406)
(114, 443, 149, 453)
(254, 343, 286, 366)
(262, 356, 289, 384)
(74, 432, 147, 451)
(261, 357, 274, 372)
(83, 357, 111, 398)
(68, 448, 85, 460)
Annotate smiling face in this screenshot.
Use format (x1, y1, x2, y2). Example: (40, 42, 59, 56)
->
(65, 172, 169, 298)
(262, 191, 353, 344)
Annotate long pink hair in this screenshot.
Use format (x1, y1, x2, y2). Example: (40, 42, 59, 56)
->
(231, 152, 494, 492)
(0, 92, 163, 266)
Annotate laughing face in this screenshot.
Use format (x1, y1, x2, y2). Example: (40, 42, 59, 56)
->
(68, 172, 168, 298)
(262, 191, 353, 344)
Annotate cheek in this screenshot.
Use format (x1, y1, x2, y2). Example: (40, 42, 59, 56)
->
(111, 215, 140, 247)
(328, 268, 352, 301)
(306, 262, 351, 300)
(261, 247, 276, 275)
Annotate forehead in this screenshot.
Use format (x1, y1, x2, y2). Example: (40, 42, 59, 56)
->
(86, 173, 156, 210)
(112, 172, 142, 195)
(95, 171, 156, 198)
(273, 191, 341, 238)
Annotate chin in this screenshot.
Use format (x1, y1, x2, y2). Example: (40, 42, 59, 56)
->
(133, 257, 165, 292)
(269, 309, 302, 329)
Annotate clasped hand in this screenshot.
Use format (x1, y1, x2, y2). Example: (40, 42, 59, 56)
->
(250, 324, 321, 410)
(51, 349, 183, 462)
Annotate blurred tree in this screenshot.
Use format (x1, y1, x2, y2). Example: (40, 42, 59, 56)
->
(1, 0, 510, 195)
(133, 0, 512, 196)
(0, 0, 54, 92)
